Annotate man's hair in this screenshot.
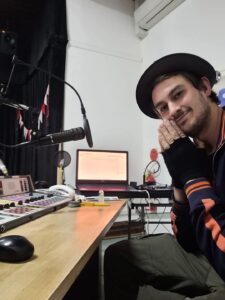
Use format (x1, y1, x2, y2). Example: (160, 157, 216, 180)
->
(152, 71, 219, 104)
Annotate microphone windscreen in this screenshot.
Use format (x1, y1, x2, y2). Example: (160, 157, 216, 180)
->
(83, 116, 93, 148)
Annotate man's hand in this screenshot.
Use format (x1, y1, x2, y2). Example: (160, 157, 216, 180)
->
(158, 120, 185, 151)
(158, 120, 207, 188)
(158, 120, 185, 188)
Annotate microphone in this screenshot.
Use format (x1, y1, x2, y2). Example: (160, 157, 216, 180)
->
(34, 127, 85, 146)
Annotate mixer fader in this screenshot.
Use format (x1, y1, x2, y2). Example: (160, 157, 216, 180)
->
(0, 175, 72, 232)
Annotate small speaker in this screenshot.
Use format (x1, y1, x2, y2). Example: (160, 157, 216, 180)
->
(0, 31, 17, 55)
(0, 31, 17, 85)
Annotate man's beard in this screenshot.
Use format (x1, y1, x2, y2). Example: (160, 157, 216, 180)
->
(183, 105, 210, 137)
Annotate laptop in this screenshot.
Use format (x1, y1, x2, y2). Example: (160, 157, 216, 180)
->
(75, 149, 135, 196)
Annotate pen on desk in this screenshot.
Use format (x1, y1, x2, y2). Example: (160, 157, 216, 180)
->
(81, 201, 110, 207)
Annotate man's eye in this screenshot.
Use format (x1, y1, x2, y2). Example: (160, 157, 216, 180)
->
(158, 105, 168, 113)
(174, 90, 183, 99)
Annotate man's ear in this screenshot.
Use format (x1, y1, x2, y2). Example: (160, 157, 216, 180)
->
(200, 76, 212, 96)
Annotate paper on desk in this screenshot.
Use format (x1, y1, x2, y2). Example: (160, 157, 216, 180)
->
(81, 201, 110, 206)
(86, 196, 119, 201)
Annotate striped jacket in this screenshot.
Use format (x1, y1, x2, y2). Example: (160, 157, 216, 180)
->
(171, 112, 225, 281)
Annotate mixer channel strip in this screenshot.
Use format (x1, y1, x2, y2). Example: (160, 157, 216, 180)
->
(0, 192, 71, 232)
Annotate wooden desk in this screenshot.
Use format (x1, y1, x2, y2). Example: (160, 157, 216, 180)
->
(0, 200, 126, 300)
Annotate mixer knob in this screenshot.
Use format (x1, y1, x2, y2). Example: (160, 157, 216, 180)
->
(25, 199, 30, 203)
(18, 200, 23, 205)
(10, 202, 15, 207)
(4, 204, 10, 209)
(0, 205, 4, 210)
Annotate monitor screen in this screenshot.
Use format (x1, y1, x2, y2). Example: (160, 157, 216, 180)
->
(76, 149, 128, 182)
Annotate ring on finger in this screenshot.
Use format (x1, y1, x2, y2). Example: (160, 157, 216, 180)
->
(173, 136, 179, 140)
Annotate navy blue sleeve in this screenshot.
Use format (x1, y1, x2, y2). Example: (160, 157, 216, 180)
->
(184, 179, 225, 281)
(170, 198, 199, 253)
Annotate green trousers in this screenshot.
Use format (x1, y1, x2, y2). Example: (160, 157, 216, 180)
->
(104, 234, 225, 300)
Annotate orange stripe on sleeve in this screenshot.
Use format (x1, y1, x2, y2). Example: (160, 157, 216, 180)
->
(202, 199, 225, 252)
(186, 181, 211, 197)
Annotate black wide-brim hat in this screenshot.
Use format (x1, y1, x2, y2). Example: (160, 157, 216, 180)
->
(136, 53, 218, 119)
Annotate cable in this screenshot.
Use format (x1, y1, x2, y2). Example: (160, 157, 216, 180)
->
(0, 141, 31, 148)
(136, 192, 171, 235)
(151, 205, 170, 234)
(143, 160, 160, 184)
(143, 189, 151, 204)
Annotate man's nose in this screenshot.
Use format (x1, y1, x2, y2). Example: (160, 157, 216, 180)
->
(168, 102, 180, 119)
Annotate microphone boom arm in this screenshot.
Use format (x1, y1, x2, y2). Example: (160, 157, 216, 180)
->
(12, 55, 93, 147)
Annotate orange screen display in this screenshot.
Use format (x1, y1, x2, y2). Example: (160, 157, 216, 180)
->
(77, 150, 128, 181)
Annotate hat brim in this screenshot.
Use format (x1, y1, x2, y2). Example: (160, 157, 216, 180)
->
(136, 53, 217, 119)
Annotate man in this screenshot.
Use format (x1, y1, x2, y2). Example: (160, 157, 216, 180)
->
(104, 53, 225, 299)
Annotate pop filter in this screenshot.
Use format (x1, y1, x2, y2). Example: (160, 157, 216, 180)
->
(83, 115, 93, 148)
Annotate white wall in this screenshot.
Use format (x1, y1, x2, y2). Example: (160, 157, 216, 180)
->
(139, 0, 225, 184)
(64, 0, 144, 187)
(63, 0, 225, 188)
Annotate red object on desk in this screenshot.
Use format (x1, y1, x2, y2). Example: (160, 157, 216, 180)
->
(150, 148, 158, 161)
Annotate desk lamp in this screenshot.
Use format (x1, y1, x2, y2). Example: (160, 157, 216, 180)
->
(143, 148, 160, 186)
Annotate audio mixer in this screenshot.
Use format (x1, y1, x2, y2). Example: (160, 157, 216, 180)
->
(0, 175, 72, 232)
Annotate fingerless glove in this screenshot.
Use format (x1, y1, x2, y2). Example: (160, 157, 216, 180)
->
(162, 137, 209, 188)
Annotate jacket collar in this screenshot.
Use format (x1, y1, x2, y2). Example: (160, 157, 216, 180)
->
(217, 110, 225, 149)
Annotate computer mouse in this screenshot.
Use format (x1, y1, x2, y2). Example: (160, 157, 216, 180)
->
(0, 235, 34, 263)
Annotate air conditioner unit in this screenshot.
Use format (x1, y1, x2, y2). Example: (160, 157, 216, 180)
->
(134, 0, 185, 39)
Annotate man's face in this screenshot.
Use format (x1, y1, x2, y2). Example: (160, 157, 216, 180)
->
(152, 75, 212, 137)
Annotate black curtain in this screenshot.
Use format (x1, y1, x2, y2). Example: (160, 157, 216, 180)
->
(0, 0, 68, 186)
